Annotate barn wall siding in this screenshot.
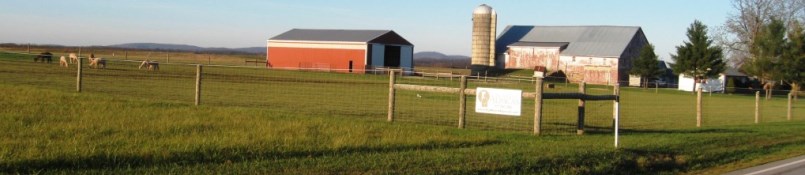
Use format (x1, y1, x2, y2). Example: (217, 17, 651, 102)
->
(267, 47, 366, 73)
(400, 46, 413, 72)
(505, 47, 561, 70)
(371, 44, 385, 67)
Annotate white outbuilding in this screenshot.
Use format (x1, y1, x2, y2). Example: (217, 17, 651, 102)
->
(678, 68, 747, 92)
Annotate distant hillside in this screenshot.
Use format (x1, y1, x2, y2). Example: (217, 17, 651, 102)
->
(414, 51, 470, 68)
(108, 43, 265, 54)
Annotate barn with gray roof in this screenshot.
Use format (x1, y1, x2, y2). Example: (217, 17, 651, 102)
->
(267, 29, 413, 73)
(496, 25, 648, 85)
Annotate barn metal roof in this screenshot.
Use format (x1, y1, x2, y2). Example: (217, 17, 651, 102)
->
(723, 67, 747, 76)
(497, 25, 644, 57)
(508, 42, 568, 48)
(269, 29, 412, 45)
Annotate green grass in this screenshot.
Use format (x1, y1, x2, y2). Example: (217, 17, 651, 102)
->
(1, 51, 805, 174)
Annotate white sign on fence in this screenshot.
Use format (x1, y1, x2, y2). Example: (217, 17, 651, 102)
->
(475, 87, 522, 116)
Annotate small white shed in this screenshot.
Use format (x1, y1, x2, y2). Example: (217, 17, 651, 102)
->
(677, 68, 747, 92)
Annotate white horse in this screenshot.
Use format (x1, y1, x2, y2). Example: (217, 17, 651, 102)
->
(68, 53, 78, 64)
(59, 56, 69, 68)
(139, 60, 159, 71)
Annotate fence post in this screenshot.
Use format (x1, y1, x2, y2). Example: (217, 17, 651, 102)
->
(195, 65, 202, 106)
(534, 77, 544, 135)
(697, 86, 703, 127)
(387, 70, 396, 122)
(655, 82, 658, 93)
(76, 56, 82, 92)
(458, 76, 467, 128)
(755, 91, 760, 124)
(788, 92, 793, 121)
(614, 85, 620, 148)
(577, 82, 586, 135)
(27, 43, 30, 54)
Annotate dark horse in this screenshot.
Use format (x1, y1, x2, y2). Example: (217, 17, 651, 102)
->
(34, 52, 53, 63)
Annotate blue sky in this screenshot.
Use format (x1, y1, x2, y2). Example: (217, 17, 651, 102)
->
(0, 0, 733, 61)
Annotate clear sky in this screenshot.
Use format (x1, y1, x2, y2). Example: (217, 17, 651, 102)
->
(0, 0, 733, 61)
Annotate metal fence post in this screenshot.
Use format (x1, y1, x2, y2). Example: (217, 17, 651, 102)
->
(697, 86, 703, 127)
(788, 92, 793, 121)
(195, 65, 202, 106)
(534, 77, 544, 135)
(614, 85, 620, 148)
(458, 76, 467, 128)
(387, 70, 396, 122)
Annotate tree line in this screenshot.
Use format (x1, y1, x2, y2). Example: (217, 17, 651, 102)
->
(631, 0, 805, 99)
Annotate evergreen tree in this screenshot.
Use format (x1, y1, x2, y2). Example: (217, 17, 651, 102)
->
(742, 18, 787, 99)
(630, 44, 663, 88)
(671, 20, 726, 92)
(780, 21, 805, 100)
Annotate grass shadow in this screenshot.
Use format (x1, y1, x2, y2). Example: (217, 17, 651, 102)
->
(543, 123, 756, 135)
(0, 140, 502, 173)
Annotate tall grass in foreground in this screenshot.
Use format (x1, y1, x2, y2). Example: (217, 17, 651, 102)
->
(1, 51, 805, 174)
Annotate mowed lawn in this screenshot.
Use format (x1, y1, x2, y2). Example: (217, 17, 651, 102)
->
(1, 51, 804, 174)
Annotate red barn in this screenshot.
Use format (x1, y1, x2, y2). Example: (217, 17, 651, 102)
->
(267, 29, 414, 73)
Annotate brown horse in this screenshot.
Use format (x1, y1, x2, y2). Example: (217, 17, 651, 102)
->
(33, 52, 53, 63)
(88, 54, 106, 69)
(139, 59, 159, 71)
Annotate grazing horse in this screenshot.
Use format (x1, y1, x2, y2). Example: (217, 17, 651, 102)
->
(68, 53, 78, 63)
(59, 56, 69, 67)
(139, 60, 159, 71)
(88, 54, 106, 69)
(34, 52, 53, 63)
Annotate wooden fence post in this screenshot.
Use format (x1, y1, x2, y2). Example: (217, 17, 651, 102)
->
(195, 65, 202, 106)
(788, 92, 793, 121)
(614, 85, 620, 148)
(125, 51, 128, 60)
(76, 55, 82, 92)
(697, 86, 703, 127)
(458, 76, 467, 128)
(27, 43, 30, 54)
(577, 82, 586, 135)
(387, 70, 396, 122)
(755, 91, 760, 124)
(534, 77, 544, 135)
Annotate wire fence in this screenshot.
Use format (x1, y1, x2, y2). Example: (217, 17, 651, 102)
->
(1, 50, 803, 136)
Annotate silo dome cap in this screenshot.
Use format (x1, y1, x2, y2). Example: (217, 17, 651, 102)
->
(473, 4, 493, 14)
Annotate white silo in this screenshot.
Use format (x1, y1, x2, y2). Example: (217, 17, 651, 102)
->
(471, 4, 497, 75)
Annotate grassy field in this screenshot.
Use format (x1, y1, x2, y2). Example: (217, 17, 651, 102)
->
(0, 46, 265, 66)
(1, 51, 804, 174)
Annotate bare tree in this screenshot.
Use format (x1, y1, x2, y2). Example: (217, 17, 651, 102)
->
(718, 0, 805, 67)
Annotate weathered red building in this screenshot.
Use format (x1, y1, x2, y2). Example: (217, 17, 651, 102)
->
(267, 29, 414, 73)
(496, 26, 648, 85)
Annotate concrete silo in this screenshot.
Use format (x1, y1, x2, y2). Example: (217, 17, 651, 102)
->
(471, 4, 497, 75)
